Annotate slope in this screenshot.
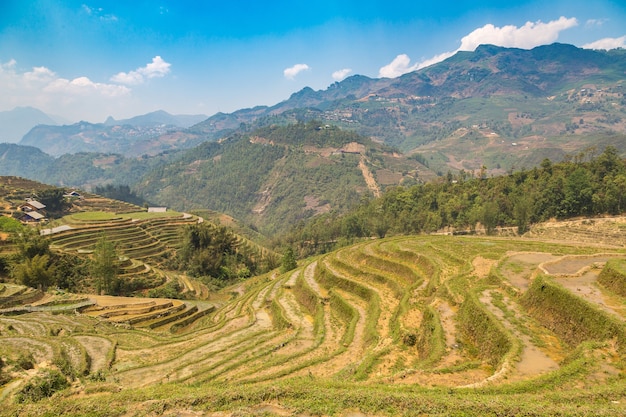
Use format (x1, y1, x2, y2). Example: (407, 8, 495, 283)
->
(135, 121, 430, 234)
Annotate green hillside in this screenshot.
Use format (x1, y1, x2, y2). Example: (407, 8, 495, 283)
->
(1, 227, 625, 415)
(136, 121, 429, 235)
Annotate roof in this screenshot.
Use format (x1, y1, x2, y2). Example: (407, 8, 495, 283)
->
(24, 200, 46, 209)
(147, 207, 167, 213)
(24, 211, 45, 220)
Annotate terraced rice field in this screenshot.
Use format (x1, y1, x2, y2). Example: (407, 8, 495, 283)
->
(1, 231, 625, 416)
(43, 210, 206, 295)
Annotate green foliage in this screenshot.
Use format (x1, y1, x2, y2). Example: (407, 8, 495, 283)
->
(598, 259, 626, 297)
(290, 146, 626, 253)
(179, 223, 269, 282)
(15, 369, 69, 403)
(36, 188, 69, 217)
(94, 184, 146, 206)
(16, 229, 51, 260)
(16, 352, 35, 370)
(91, 234, 119, 295)
(280, 247, 297, 273)
(0, 216, 24, 234)
(12, 254, 55, 290)
(52, 253, 90, 292)
(147, 280, 185, 299)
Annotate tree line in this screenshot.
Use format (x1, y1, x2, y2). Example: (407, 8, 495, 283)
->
(285, 146, 626, 256)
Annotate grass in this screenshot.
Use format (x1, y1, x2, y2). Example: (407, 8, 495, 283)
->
(2, 230, 626, 415)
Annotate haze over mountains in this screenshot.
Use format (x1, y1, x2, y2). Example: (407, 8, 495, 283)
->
(0, 106, 66, 143)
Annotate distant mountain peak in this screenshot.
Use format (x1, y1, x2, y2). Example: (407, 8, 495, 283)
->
(0, 107, 59, 143)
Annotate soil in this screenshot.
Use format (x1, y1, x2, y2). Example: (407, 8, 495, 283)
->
(74, 336, 113, 373)
(502, 252, 560, 291)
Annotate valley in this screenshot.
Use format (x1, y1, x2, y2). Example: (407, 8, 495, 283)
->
(0, 220, 625, 416)
(0, 41, 626, 416)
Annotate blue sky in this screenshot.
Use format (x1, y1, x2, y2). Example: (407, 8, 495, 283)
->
(1, 0, 626, 123)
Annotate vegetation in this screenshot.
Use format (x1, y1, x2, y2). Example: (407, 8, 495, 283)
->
(289, 146, 626, 255)
(91, 234, 120, 295)
(1, 43, 626, 415)
(1, 231, 625, 415)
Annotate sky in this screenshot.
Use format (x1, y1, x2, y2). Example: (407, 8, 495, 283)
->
(1, 0, 626, 123)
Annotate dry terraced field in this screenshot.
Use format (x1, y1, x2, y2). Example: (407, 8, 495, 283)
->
(1, 222, 626, 416)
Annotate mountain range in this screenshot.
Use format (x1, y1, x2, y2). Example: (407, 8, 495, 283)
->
(1, 43, 626, 233)
(0, 109, 206, 157)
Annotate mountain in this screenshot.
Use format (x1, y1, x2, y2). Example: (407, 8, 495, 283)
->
(190, 43, 626, 172)
(135, 121, 431, 235)
(0, 143, 55, 176)
(19, 120, 203, 157)
(2, 43, 626, 233)
(0, 143, 174, 189)
(0, 106, 59, 143)
(103, 110, 207, 128)
(18, 110, 207, 157)
(15, 44, 626, 168)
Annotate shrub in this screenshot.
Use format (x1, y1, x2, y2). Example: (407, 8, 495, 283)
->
(15, 369, 69, 403)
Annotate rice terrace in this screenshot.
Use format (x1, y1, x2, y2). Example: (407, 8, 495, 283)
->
(0, 181, 624, 416)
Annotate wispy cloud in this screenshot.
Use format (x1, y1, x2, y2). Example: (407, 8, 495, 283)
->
(582, 35, 626, 50)
(586, 18, 609, 28)
(81, 4, 118, 22)
(379, 16, 578, 78)
(111, 56, 172, 85)
(332, 68, 352, 81)
(284, 64, 310, 80)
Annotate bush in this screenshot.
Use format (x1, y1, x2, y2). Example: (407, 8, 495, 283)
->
(16, 352, 35, 370)
(15, 369, 69, 403)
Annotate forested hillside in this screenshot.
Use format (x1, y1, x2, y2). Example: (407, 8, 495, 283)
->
(136, 121, 427, 234)
(289, 146, 626, 255)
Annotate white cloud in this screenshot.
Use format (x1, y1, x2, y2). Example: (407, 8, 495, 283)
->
(0, 59, 130, 121)
(582, 35, 626, 50)
(45, 76, 130, 97)
(284, 63, 310, 80)
(111, 56, 172, 85)
(23, 66, 57, 84)
(332, 68, 352, 81)
(458, 17, 578, 51)
(379, 16, 579, 78)
(379, 54, 418, 78)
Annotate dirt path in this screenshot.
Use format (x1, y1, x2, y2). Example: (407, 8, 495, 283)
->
(433, 299, 464, 368)
(303, 261, 326, 298)
(358, 157, 381, 198)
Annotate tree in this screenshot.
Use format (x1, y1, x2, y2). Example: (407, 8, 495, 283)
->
(91, 234, 119, 295)
(37, 188, 69, 217)
(514, 196, 532, 235)
(482, 201, 499, 235)
(281, 247, 297, 273)
(13, 254, 55, 290)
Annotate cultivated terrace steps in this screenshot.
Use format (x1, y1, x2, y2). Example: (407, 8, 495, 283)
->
(1, 230, 625, 415)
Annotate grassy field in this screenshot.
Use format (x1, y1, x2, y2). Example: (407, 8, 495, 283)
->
(1, 220, 625, 416)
